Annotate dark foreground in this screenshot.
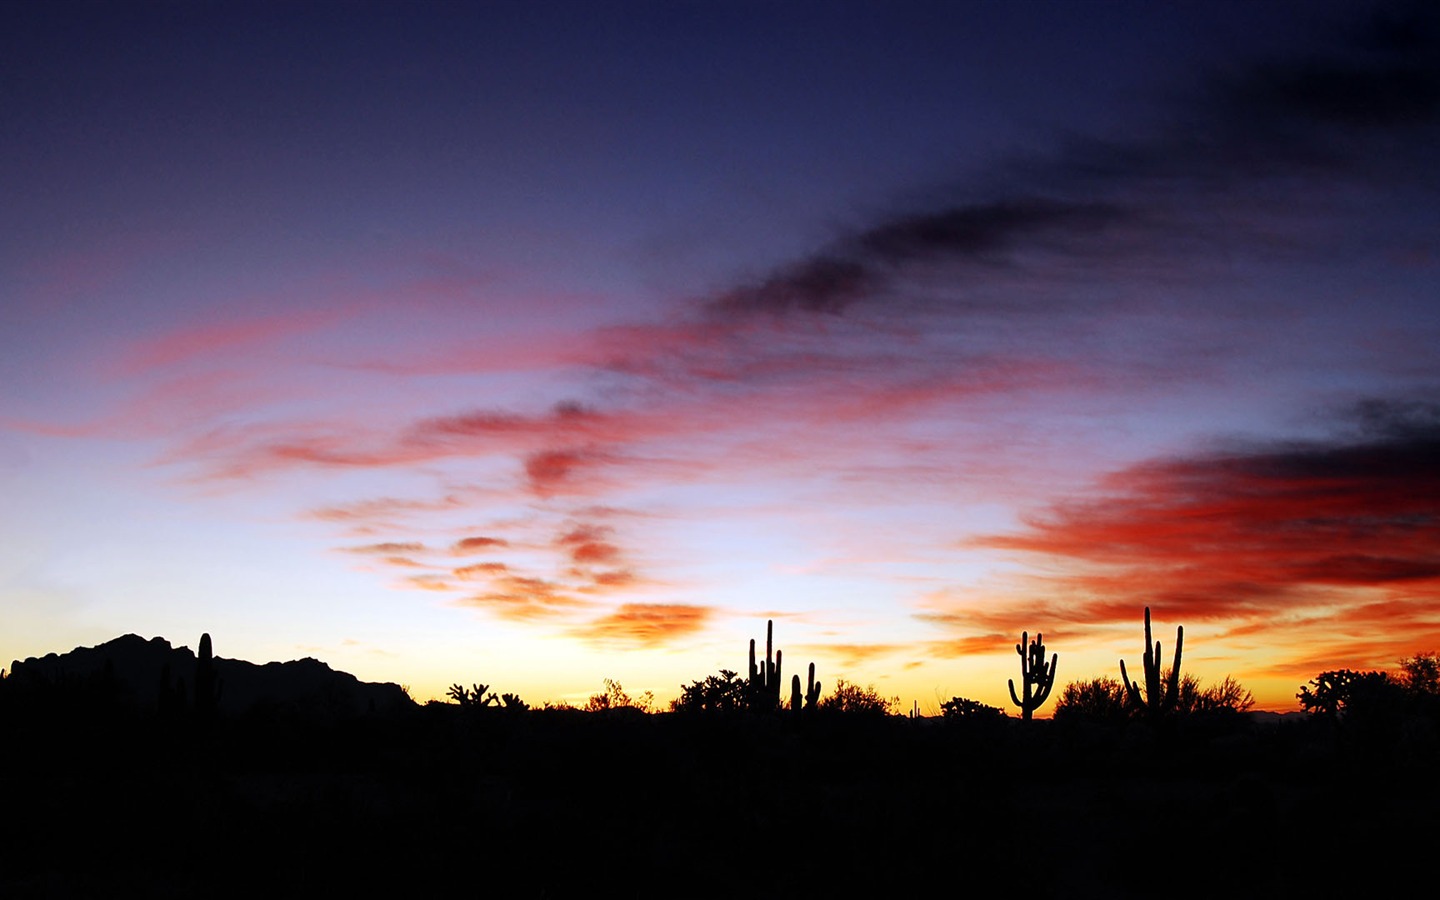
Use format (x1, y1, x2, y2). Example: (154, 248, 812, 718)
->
(2, 702, 1435, 899)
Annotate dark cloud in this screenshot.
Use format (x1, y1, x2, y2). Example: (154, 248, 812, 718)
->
(856, 200, 1121, 264)
(1214, 6, 1440, 131)
(711, 257, 872, 316)
(707, 200, 1124, 318)
(701, 6, 1439, 324)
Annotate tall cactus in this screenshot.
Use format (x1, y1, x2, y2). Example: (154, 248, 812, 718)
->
(748, 619, 783, 710)
(194, 632, 223, 724)
(1007, 630, 1057, 721)
(1119, 607, 1183, 719)
(790, 661, 822, 714)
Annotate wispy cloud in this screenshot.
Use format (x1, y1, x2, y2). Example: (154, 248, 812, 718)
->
(450, 536, 510, 555)
(572, 603, 713, 646)
(342, 542, 429, 555)
(454, 573, 591, 622)
(967, 398, 1440, 645)
(116, 309, 345, 376)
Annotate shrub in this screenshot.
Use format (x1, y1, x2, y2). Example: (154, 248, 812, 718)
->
(939, 696, 1007, 721)
(585, 678, 654, 714)
(1052, 676, 1129, 724)
(670, 668, 749, 714)
(1298, 669, 1396, 719)
(1176, 674, 1255, 716)
(819, 678, 897, 716)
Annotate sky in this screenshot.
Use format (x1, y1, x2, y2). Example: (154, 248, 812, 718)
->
(3, 0, 1438, 712)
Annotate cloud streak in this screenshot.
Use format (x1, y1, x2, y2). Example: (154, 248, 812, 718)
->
(572, 603, 713, 646)
(972, 399, 1440, 640)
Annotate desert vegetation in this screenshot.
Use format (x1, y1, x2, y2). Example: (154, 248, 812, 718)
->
(3, 613, 1438, 897)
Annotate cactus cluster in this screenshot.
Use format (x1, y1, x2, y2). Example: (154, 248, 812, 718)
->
(747, 619, 821, 714)
(447, 682, 501, 708)
(748, 619, 784, 710)
(1120, 606, 1183, 720)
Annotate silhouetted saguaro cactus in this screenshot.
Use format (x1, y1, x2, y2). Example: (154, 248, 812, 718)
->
(748, 619, 783, 710)
(194, 632, 222, 724)
(790, 661, 822, 714)
(1120, 607, 1183, 720)
(1008, 631, 1057, 721)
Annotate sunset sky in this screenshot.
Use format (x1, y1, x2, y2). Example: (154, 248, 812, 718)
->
(4, 1, 1438, 711)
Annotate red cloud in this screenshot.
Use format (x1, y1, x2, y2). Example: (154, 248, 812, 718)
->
(524, 448, 610, 497)
(588, 569, 637, 588)
(972, 412, 1440, 640)
(556, 523, 621, 564)
(450, 536, 510, 555)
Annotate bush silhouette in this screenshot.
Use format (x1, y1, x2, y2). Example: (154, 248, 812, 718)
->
(1174, 673, 1254, 716)
(585, 678, 654, 713)
(1297, 669, 1395, 719)
(671, 668, 749, 713)
(1399, 652, 1440, 695)
(1052, 676, 1129, 724)
(819, 678, 897, 716)
(940, 696, 1006, 721)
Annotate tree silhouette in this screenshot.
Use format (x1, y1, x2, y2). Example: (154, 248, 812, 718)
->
(1399, 652, 1440, 695)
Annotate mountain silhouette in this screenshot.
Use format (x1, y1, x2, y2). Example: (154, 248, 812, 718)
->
(8, 633, 413, 720)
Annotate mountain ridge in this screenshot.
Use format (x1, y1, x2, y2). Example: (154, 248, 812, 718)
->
(7, 633, 414, 720)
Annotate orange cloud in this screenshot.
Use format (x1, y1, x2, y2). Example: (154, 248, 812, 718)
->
(573, 603, 712, 645)
(454, 562, 509, 581)
(455, 574, 591, 621)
